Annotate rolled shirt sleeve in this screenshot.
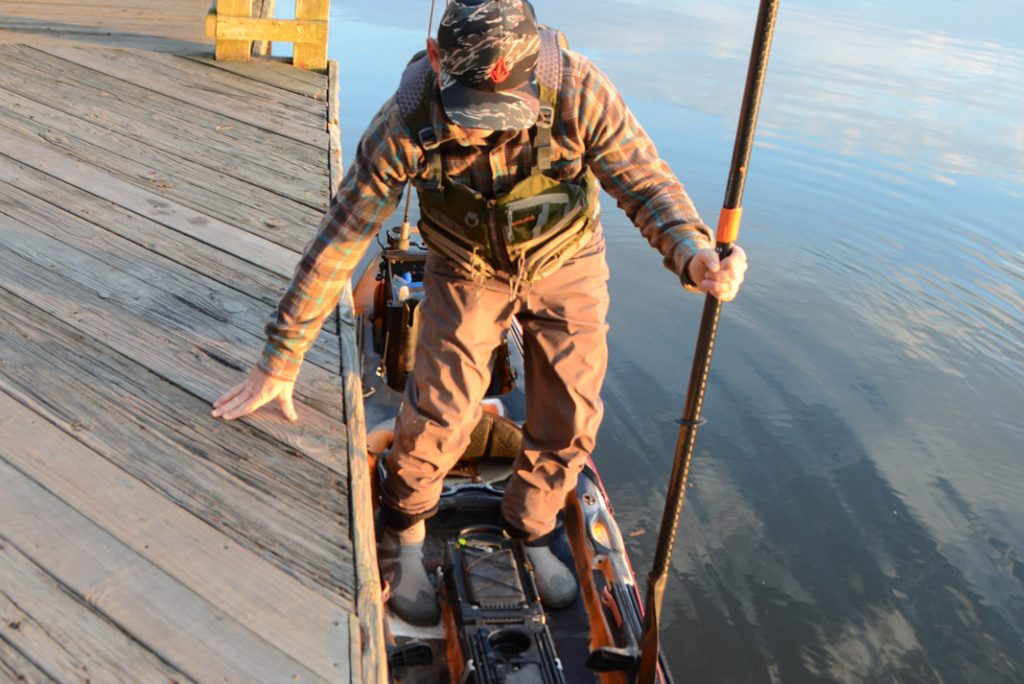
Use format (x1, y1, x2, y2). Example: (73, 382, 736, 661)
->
(259, 99, 412, 381)
(575, 54, 713, 284)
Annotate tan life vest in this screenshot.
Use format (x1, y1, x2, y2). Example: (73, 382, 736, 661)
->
(395, 28, 599, 285)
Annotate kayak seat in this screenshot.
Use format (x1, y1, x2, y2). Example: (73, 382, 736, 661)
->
(459, 412, 522, 461)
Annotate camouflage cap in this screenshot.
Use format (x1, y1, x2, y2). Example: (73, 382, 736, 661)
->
(437, 0, 541, 131)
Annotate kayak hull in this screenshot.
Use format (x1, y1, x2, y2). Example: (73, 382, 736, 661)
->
(353, 238, 673, 683)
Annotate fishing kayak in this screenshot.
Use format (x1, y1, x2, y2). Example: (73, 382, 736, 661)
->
(350, 224, 673, 683)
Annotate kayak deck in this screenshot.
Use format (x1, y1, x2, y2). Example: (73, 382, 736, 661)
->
(353, 242, 673, 683)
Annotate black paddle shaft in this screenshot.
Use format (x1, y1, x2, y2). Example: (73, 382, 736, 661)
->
(636, 2, 780, 682)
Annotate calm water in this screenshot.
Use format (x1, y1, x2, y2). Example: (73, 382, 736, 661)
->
(285, 0, 1023, 679)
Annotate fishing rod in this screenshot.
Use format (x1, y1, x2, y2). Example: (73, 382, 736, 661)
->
(635, 1, 780, 681)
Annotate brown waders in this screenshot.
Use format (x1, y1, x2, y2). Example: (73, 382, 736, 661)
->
(381, 233, 610, 542)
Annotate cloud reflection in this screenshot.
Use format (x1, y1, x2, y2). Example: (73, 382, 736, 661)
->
(331, 0, 1023, 186)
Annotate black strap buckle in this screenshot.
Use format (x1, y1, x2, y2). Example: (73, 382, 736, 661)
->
(537, 105, 554, 128)
(418, 126, 439, 150)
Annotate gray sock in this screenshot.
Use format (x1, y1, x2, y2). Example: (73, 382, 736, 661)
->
(525, 543, 578, 609)
(379, 523, 439, 626)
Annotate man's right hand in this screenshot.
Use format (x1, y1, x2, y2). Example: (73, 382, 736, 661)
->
(212, 366, 298, 422)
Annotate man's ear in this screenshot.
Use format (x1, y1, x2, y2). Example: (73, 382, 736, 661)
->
(426, 38, 442, 74)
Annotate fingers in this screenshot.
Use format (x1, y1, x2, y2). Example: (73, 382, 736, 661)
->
(699, 246, 748, 302)
(215, 387, 274, 421)
(280, 385, 298, 423)
(686, 248, 719, 286)
(213, 380, 246, 408)
(702, 250, 721, 273)
(211, 367, 300, 423)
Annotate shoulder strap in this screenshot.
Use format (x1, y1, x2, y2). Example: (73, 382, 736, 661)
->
(398, 30, 566, 182)
(533, 27, 566, 174)
(396, 53, 443, 188)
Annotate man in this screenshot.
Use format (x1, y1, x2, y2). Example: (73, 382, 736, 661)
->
(213, 0, 747, 626)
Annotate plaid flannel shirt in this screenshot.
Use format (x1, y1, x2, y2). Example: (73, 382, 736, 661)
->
(260, 49, 712, 381)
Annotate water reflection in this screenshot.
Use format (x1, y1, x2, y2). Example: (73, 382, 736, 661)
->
(311, 0, 1023, 680)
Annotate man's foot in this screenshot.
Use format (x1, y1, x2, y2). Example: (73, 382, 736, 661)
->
(379, 522, 440, 626)
(524, 543, 578, 609)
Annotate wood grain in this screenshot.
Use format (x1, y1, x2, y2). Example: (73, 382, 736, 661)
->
(0, 179, 339, 374)
(214, 0, 252, 62)
(39, 43, 325, 118)
(0, 207, 346, 456)
(0, 7, 364, 676)
(0, 460, 330, 684)
(293, 0, 328, 70)
(34, 42, 324, 144)
(0, 636, 58, 684)
(186, 53, 327, 97)
(0, 0, 212, 52)
(0, 530, 192, 683)
(340, 283, 389, 683)
(252, 0, 276, 56)
(0, 130, 301, 274)
(0, 391, 350, 681)
(0, 155, 289, 310)
(328, 58, 343, 197)
(0, 52, 329, 226)
(0, 90, 327, 239)
(0, 278, 354, 605)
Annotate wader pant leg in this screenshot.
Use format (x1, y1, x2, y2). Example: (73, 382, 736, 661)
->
(380, 252, 517, 530)
(501, 238, 611, 542)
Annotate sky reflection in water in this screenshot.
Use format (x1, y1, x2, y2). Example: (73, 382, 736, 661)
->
(302, 0, 1023, 679)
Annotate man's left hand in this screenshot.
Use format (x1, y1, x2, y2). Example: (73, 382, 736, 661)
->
(687, 245, 748, 302)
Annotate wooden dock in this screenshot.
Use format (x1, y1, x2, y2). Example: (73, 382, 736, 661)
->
(0, 2, 383, 681)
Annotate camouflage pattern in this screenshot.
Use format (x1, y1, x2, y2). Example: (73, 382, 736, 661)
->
(437, 0, 541, 131)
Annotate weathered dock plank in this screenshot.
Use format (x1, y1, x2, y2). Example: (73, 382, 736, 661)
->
(0, 0, 387, 677)
(1, 392, 350, 680)
(0, 108, 324, 250)
(187, 54, 329, 98)
(0, 534, 192, 683)
(0, 638, 57, 684)
(0, 214, 348, 481)
(0, 82, 326, 214)
(0, 170, 339, 373)
(0, 49, 327, 196)
(0, 156, 294, 311)
(0, 460, 333, 684)
(0, 270, 353, 602)
(338, 284, 387, 684)
(22, 44, 326, 145)
(0, 0, 211, 53)
(0, 130, 300, 275)
(0, 47, 328, 239)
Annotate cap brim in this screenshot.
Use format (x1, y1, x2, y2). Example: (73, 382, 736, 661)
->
(439, 71, 540, 132)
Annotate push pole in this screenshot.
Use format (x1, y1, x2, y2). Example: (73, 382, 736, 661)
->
(636, 1, 780, 681)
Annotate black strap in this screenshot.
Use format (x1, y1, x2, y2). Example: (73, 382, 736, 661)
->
(533, 105, 554, 173)
(418, 126, 443, 189)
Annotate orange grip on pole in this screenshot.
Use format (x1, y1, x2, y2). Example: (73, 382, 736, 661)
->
(716, 207, 743, 244)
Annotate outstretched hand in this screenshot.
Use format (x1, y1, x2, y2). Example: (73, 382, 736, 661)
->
(211, 365, 298, 422)
(687, 245, 748, 302)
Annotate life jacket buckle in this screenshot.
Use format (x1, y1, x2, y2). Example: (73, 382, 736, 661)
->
(537, 105, 554, 128)
(418, 127, 440, 150)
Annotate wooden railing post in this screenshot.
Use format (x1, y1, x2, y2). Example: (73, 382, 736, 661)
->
(293, 0, 329, 70)
(213, 0, 253, 62)
(206, 0, 329, 70)
(252, 0, 276, 57)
